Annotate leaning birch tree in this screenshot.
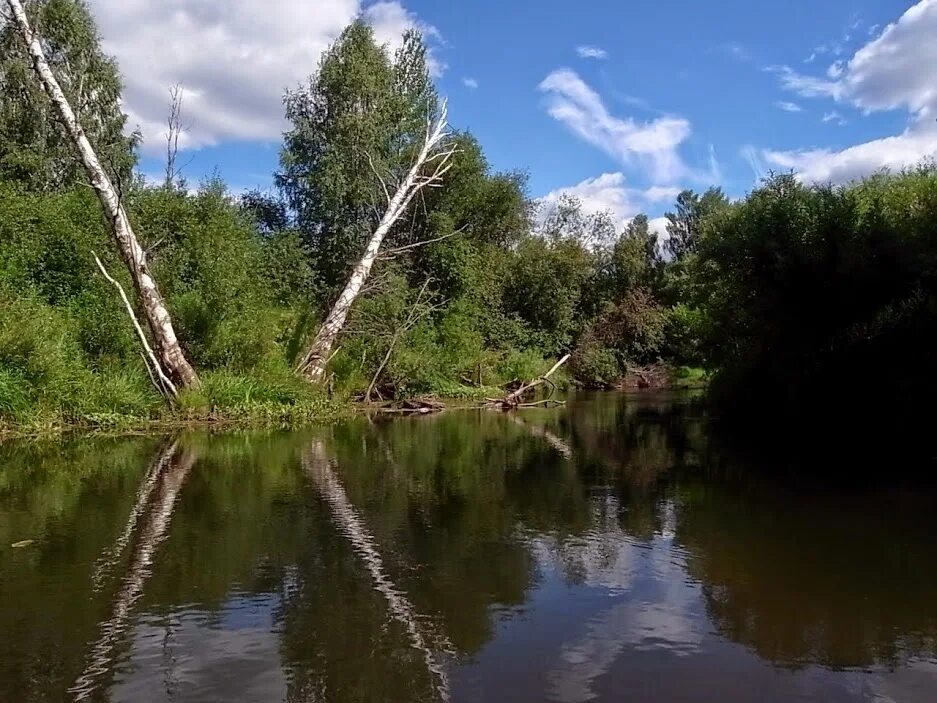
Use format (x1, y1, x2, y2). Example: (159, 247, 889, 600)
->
(296, 104, 456, 382)
(4, 0, 200, 392)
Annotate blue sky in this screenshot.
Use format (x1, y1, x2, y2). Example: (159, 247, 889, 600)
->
(87, 0, 935, 227)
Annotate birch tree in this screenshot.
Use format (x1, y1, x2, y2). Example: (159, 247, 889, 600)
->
(4, 0, 200, 391)
(296, 105, 456, 382)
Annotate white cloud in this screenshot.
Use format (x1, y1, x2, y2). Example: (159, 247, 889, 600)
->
(462, 77, 479, 89)
(765, 0, 937, 183)
(648, 216, 670, 241)
(537, 172, 682, 233)
(764, 129, 937, 184)
(538, 172, 640, 228)
(576, 45, 608, 60)
(363, 1, 445, 76)
(775, 101, 804, 113)
(826, 60, 846, 79)
(538, 68, 693, 184)
(740, 144, 767, 181)
(86, 0, 441, 154)
(643, 185, 682, 203)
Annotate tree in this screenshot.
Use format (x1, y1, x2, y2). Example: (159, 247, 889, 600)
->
(4, 0, 199, 393)
(0, 0, 135, 191)
(295, 103, 456, 383)
(664, 187, 728, 260)
(277, 23, 437, 290)
(611, 214, 663, 295)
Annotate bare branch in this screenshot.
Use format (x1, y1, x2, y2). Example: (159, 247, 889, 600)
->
(93, 252, 178, 400)
(379, 225, 468, 259)
(364, 150, 392, 205)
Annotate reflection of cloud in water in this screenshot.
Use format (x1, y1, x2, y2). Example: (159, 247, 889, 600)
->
(110, 594, 287, 702)
(530, 498, 704, 703)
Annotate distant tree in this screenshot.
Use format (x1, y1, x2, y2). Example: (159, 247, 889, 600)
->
(664, 187, 728, 260)
(611, 214, 663, 294)
(0, 0, 136, 191)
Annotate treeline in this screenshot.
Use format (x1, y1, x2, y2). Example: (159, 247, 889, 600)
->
(1, 0, 936, 434)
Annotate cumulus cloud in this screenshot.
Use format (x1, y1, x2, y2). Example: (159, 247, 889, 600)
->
(764, 130, 937, 184)
(576, 45, 608, 60)
(85, 0, 440, 153)
(765, 0, 937, 183)
(538, 68, 692, 184)
(537, 172, 681, 232)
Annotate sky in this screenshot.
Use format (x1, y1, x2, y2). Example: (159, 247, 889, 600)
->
(85, 0, 937, 230)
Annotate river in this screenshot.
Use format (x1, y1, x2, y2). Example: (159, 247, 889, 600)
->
(1, 392, 936, 702)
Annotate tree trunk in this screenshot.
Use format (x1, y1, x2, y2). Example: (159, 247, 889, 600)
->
(5, 0, 200, 390)
(296, 105, 455, 383)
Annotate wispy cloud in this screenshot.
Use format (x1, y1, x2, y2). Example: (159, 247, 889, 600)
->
(537, 173, 684, 230)
(538, 68, 692, 183)
(740, 145, 767, 181)
(576, 45, 608, 60)
(775, 100, 804, 113)
(822, 110, 846, 125)
(462, 77, 479, 89)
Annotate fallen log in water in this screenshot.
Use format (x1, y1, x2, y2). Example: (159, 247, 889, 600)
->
(485, 354, 570, 410)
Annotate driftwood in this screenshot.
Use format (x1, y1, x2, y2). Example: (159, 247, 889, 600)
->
(486, 354, 571, 410)
(370, 398, 447, 415)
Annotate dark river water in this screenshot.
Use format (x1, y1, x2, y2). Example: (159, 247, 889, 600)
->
(1, 392, 936, 702)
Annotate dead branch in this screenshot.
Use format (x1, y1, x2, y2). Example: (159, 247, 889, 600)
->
(486, 354, 571, 410)
(365, 279, 442, 403)
(378, 224, 469, 259)
(92, 252, 177, 400)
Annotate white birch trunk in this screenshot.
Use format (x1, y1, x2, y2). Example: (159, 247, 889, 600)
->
(5, 0, 200, 390)
(297, 104, 455, 382)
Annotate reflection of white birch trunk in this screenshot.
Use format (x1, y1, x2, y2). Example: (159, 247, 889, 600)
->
(4, 0, 199, 390)
(508, 414, 573, 459)
(71, 442, 196, 700)
(90, 438, 181, 590)
(296, 103, 457, 383)
(303, 440, 451, 702)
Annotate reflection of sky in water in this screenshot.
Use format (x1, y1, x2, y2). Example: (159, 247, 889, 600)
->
(451, 495, 937, 703)
(110, 593, 286, 703)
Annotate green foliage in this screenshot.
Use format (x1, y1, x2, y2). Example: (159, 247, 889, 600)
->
(696, 167, 937, 423)
(570, 344, 621, 388)
(0, 0, 136, 191)
(664, 187, 729, 261)
(277, 23, 437, 289)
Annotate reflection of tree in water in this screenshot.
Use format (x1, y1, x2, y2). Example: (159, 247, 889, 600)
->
(303, 440, 451, 701)
(0, 436, 165, 700)
(675, 476, 937, 670)
(71, 438, 197, 700)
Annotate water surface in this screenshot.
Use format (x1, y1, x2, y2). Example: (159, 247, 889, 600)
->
(1, 392, 936, 702)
